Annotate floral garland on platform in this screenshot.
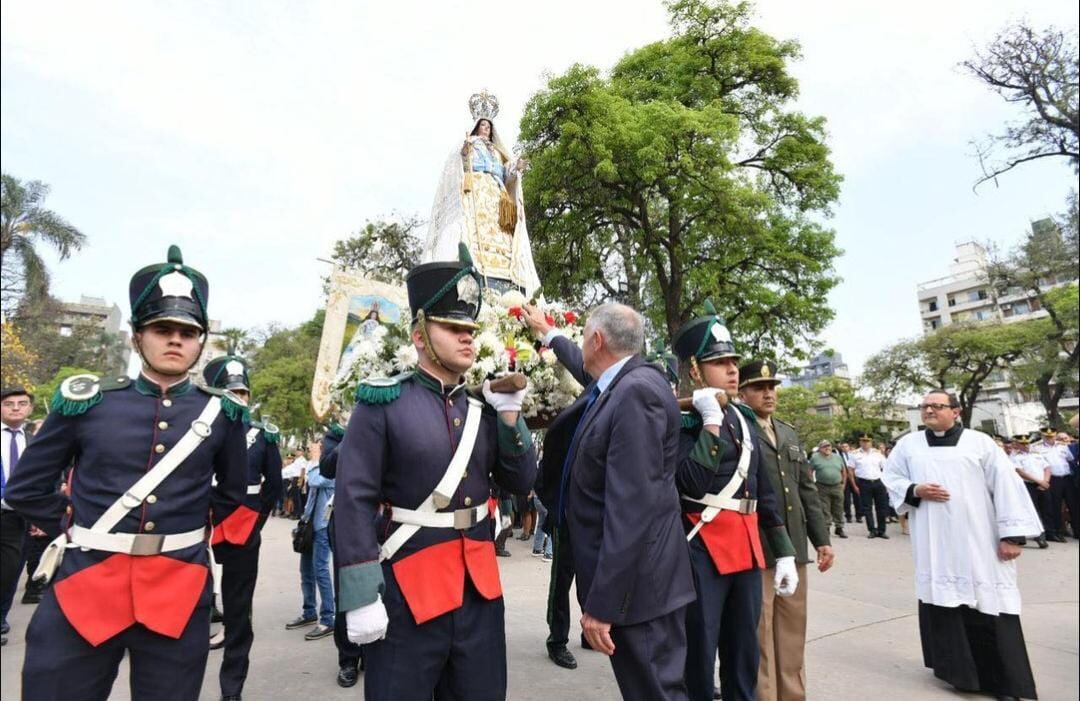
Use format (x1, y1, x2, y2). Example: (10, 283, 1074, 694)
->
(330, 289, 585, 420)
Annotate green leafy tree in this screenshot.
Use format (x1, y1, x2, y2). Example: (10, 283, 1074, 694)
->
(863, 321, 1048, 428)
(1, 174, 87, 313)
(774, 384, 835, 448)
(11, 296, 128, 384)
(985, 201, 1079, 428)
(249, 310, 325, 441)
(519, 0, 842, 359)
(963, 21, 1079, 187)
(326, 215, 423, 289)
(213, 327, 252, 356)
(1, 321, 38, 392)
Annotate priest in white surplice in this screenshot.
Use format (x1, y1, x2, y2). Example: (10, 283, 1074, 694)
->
(883, 390, 1043, 701)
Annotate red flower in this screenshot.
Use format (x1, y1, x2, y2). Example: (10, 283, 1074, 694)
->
(505, 346, 518, 370)
(544, 313, 556, 327)
(564, 311, 578, 324)
(508, 306, 523, 319)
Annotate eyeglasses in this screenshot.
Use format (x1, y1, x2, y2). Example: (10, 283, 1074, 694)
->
(2, 400, 31, 409)
(919, 403, 956, 411)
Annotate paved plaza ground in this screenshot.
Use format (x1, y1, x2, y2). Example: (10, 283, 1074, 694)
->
(2, 516, 1077, 700)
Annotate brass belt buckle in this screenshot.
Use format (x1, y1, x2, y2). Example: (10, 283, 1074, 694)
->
(454, 508, 477, 530)
(130, 534, 165, 556)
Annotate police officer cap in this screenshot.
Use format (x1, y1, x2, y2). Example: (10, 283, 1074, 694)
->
(738, 359, 781, 389)
(1039, 426, 1055, 437)
(406, 243, 483, 330)
(672, 299, 738, 363)
(203, 355, 250, 392)
(1012, 434, 1033, 445)
(129, 245, 209, 331)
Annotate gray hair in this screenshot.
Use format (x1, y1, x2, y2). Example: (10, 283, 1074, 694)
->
(587, 303, 645, 357)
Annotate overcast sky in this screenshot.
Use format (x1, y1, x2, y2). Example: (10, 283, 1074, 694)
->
(2, 0, 1077, 375)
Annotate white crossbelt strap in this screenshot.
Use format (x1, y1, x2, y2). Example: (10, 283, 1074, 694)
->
(246, 427, 260, 449)
(379, 397, 484, 562)
(33, 396, 223, 583)
(686, 406, 754, 542)
(246, 484, 262, 495)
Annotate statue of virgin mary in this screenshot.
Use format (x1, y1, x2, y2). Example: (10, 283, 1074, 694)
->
(423, 90, 542, 296)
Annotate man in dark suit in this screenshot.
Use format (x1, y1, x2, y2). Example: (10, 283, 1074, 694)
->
(1, 386, 34, 646)
(524, 302, 695, 700)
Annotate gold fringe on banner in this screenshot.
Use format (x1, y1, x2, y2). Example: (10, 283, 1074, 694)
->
(499, 189, 517, 234)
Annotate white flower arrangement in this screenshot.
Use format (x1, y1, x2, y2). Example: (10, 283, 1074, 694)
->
(329, 289, 586, 424)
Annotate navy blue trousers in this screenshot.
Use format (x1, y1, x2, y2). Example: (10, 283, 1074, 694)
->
(685, 539, 763, 701)
(214, 532, 260, 697)
(364, 565, 506, 701)
(608, 606, 690, 701)
(23, 588, 210, 701)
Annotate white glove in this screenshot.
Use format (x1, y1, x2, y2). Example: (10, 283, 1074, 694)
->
(692, 388, 726, 427)
(482, 378, 527, 413)
(345, 595, 389, 644)
(774, 556, 799, 598)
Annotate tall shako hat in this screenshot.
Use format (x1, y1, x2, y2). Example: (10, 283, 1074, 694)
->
(129, 245, 209, 331)
(739, 359, 780, 389)
(672, 299, 739, 363)
(406, 243, 483, 331)
(203, 355, 251, 393)
(647, 340, 680, 386)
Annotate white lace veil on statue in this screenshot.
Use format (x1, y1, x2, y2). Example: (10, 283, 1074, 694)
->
(423, 91, 542, 297)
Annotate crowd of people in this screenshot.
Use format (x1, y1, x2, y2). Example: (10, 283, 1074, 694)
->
(1, 242, 1077, 701)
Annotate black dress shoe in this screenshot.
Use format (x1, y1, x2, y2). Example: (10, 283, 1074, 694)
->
(877, 532, 890, 539)
(548, 645, 578, 669)
(337, 665, 359, 688)
(1036, 535, 1048, 549)
(1051, 534, 1068, 543)
(867, 533, 877, 539)
(495, 549, 512, 557)
(835, 528, 848, 539)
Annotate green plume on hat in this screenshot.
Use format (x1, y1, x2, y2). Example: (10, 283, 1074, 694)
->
(703, 299, 718, 316)
(167, 245, 183, 265)
(458, 243, 474, 267)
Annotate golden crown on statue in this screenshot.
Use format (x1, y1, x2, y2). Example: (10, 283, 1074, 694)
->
(468, 90, 500, 121)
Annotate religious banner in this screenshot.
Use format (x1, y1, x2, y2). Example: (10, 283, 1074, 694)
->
(310, 267, 408, 421)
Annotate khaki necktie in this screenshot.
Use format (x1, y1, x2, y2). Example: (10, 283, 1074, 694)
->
(760, 419, 777, 448)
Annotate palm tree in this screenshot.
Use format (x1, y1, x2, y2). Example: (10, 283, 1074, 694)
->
(213, 327, 250, 356)
(1, 174, 86, 312)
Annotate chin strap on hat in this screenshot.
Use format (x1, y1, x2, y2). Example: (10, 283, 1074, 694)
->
(415, 309, 445, 370)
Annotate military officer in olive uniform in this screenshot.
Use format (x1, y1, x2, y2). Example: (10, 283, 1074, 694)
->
(738, 359, 833, 701)
(5, 245, 258, 701)
(203, 354, 283, 701)
(672, 302, 799, 701)
(332, 245, 537, 700)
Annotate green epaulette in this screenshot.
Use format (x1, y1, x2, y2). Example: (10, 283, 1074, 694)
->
(200, 385, 251, 423)
(327, 422, 345, 439)
(260, 421, 281, 444)
(50, 373, 130, 416)
(681, 411, 702, 431)
(355, 372, 413, 405)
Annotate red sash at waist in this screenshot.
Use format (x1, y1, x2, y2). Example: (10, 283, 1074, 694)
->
(53, 554, 208, 646)
(685, 510, 764, 575)
(391, 536, 503, 625)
